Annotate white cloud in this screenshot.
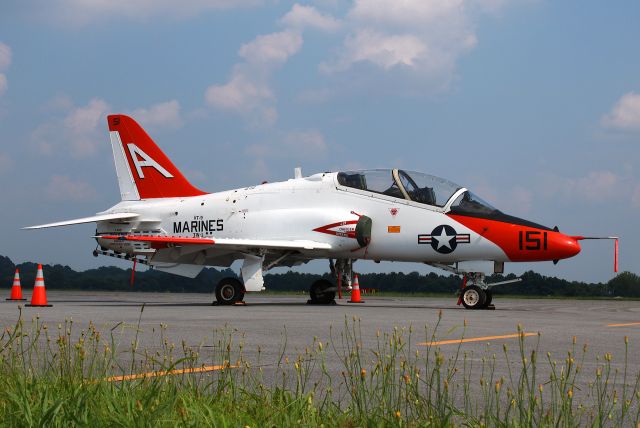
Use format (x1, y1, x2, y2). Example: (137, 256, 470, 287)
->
(63, 98, 111, 158)
(45, 175, 97, 202)
(0, 42, 12, 96)
(325, 29, 426, 71)
(32, 98, 187, 157)
(205, 29, 303, 126)
(349, 0, 466, 27)
(323, 0, 479, 81)
(205, 68, 278, 126)
(131, 100, 183, 130)
(45, 0, 261, 26)
(239, 30, 303, 65)
(280, 4, 341, 32)
(602, 92, 640, 131)
(0, 42, 11, 71)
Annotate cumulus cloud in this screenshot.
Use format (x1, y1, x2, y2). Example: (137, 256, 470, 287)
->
(41, 0, 261, 26)
(205, 29, 303, 126)
(322, 0, 479, 83)
(280, 4, 342, 32)
(325, 29, 426, 71)
(0, 42, 12, 96)
(32, 98, 182, 158)
(239, 30, 303, 65)
(602, 92, 640, 131)
(63, 98, 111, 157)
(45, 175, 97, 202)
(130, 100, 183, 130)
(0, 42, 11, 71)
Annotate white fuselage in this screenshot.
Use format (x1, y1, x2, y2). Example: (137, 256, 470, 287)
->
(96, 172, 507, 267)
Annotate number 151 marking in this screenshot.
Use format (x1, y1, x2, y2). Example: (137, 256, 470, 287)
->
(518, 231, 548, 251)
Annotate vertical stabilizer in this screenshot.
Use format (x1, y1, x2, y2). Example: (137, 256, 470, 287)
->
(108, 115, 206, 200)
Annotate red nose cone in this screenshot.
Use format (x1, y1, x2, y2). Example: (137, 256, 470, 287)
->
(552, 234, 581, 260)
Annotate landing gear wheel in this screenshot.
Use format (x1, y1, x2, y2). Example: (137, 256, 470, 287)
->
(482, 289, 493, 308)
(215, 277, 243, 305)
(309, 279, 336, 305)
(461, 285, 486, 310)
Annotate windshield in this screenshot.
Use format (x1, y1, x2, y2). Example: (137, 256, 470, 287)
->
(337, 170, 404, 199)
(398, 170, 462, 207)
(448, 191, 499, 216)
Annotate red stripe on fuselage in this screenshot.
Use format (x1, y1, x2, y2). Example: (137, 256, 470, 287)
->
(447, 214, 581, 262)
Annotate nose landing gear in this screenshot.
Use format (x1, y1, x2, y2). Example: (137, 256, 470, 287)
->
(457, 272, 518, 310)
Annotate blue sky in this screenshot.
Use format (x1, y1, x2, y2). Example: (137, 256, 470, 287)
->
(0, 1, 639, 282)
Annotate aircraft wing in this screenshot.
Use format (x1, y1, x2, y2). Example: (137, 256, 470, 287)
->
(23, 213, 140, 229)
(97, 235, 332, 251)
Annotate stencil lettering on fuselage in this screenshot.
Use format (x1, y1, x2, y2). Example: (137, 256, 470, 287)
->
(173, 218, 223, 236)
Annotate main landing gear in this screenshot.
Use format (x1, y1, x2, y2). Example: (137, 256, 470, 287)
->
(307, 259, 355, 305)
(215, 277, 245, 305)
(309, 279, 336, 305)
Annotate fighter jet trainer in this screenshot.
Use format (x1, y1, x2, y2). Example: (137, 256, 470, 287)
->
(25, 115, 617, 309)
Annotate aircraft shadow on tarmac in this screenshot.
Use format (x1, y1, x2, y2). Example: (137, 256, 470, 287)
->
(70, 301, 464, 310)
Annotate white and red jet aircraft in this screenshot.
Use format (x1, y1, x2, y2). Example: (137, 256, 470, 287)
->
(25, 115, 618, 309)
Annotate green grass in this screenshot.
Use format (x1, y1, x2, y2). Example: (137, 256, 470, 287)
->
(1, 308, 639, 427)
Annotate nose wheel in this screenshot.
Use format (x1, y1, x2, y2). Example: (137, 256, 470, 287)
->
(457, 273, 495, 310)
(461, 285, 487, 309)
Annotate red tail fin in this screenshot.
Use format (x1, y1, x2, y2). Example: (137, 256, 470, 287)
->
(108, 114, 205, 199)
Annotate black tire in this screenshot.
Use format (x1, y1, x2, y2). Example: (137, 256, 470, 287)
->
(482, 289, 493, 307)
(461, 285, 486, 310)
(309, 279, 336, 305)
(215, 277, 243, 305)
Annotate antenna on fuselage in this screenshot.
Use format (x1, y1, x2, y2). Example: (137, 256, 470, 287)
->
(294, 167, 302, 179)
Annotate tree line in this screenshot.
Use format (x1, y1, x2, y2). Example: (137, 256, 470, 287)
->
(1, 255, 638, 297)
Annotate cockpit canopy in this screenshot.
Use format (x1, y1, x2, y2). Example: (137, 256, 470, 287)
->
(337, 169, 498, 214)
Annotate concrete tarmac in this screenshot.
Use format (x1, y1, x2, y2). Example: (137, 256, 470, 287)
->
(2, 291, 640, 391)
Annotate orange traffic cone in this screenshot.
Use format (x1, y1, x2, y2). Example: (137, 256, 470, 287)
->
(348, 274, 364, 303)
(6, 268, 27, 301)
(26, 264, 52, 307)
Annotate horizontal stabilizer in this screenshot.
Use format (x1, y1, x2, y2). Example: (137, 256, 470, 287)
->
(23, 213, 139, 230)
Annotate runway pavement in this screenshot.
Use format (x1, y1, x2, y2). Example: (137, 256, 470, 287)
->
(2, 291, 640, 387)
